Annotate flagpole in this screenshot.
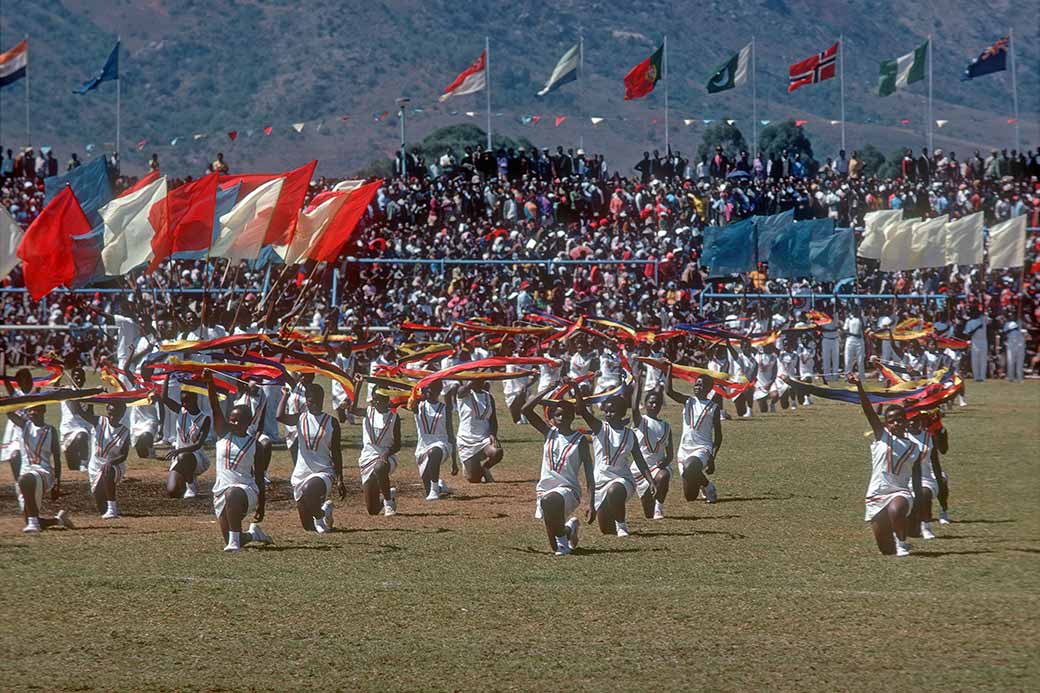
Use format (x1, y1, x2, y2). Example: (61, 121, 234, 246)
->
(24, 35, 30, 147)
(485, 36, 492, 150)
(839, 34, 846, 152)
(664, 35, 669, 154)
(1008, 28, 1021, 152)
(578, 30, 585, 151)
(116, 36, 121, 170)
(752, 37, 758, 158)
(927, 34, 933, 155)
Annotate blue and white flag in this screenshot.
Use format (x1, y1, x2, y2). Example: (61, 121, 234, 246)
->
(74, 41, 119, 94)
(537, 43, 579, 96)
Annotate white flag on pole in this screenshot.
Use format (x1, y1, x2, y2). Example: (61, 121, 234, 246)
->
(943, 212, 983, 265)
(988, 216, 1027, 269)
(907, 214, 948, 268)
(880, 218, 916, 271)
(858, 209, 901, 259)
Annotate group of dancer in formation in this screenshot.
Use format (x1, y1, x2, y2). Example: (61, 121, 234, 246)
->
(2, 304, 965, 557)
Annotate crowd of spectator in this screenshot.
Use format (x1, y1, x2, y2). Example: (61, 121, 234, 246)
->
(2, 139, 1038, 380)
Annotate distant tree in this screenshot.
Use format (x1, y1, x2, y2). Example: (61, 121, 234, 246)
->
(758, 120, 814, 162)
(413, 124, 534, 162)
(697, 121, 748, 161)
(354, 157, 394, 179)
(857, 144, 885, 176)
(878, 148, 908, 179)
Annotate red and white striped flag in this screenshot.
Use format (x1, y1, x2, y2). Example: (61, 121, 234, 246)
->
(439, 51, 486, 102)
(0, 39, 28, 87)
(788, 42, 838, 93)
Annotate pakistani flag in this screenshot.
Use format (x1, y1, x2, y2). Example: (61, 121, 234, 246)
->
(878, 41, 928, 97)
(706, 42, 752, 94)
(537, 43, 579, 96)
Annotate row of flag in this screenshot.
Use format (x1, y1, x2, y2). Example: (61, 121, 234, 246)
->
(439, 35, 1014, 102)
(0, 155, 381, 299)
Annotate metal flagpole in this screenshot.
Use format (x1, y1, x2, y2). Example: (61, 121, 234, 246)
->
(839, 34, 846, 152)
(116, 36, 121, 169)
(752, 37, 758, 157)
(664, 35, 669, 154)
(1009, 28, 1021, 152)
(927, 34, 933, 154)
(485, 36, 492, 150)
(24, 35, 30, 147)
(579, 30, 585, 150)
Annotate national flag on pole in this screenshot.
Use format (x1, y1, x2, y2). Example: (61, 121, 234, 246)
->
(17, 187, 90, 299)
(788, 42, 838, 93)
(878, 40, 928, 97)
(624, 45, 663, 100)
(961, 36, 1008, 81)
(706, 43, 752, 94)
(74, 41, 119, 94)
(0, 39, 28, 88)
(440, 51, 486, 102)
(0, 205, 24, 280)
(537, 44, 579, 96)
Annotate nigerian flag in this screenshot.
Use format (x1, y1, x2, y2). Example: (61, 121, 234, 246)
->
(706, 42, 752, 94)
(878, 40, 928, 97)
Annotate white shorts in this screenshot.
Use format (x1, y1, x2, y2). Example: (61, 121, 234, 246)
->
(61, 427, 90, 449)
(359, 455, 397, 485)
(169, 451, 211, 477)
(213, 483, 258, 519)
(593, 477, 634, 510)
(534, 486, 580, 519)
(635, 464, 668, 497)
(458, 437, 492, 464)
(88, 459, 126, 494)
(920, 471, 948, 497)
(864, 491, 913, 522)
(17, 466, 54, 509)
(677, 446, 712, 476)
(415, 441, 453, 478)
(292, 471, 333, 502)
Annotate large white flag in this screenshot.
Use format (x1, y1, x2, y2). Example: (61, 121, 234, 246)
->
(0, 204, 24, 280)
(858, 209, 901, 259)
(100, 176, 168, 275)
(907, 215, 948, 269)
(211, 177, 284, 262)
(944, 212, 983, 266)
(880, 218, 916, 271)
(988, 216, 1027, 269)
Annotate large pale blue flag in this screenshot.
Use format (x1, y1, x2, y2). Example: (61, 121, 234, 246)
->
(702, 218, 756, 276)
(809, 228, 856, 281)
(44, 156, 113, 226)
(770, 218, 834, 278)
(754, 209, 795, 263)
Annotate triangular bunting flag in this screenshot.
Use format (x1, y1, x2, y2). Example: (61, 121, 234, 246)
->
(936, 120, 948, 128)
(590, 117, 604, 125)
(794, 120, 808, 127)
(520, 115, 533, 125)
(726, 119, 736, 125)
(900, 118, 911, 125)
(683, 118, 695, 126)
(760, 120, 770, 126)
(1008, 117, 1018, 124)
(292, 123, 305, 132)
(829, 120, 840, 125)
(554, 115, 567, 127)
(246, 129, 254, 137)
(531, 115, 541, 124)
(703, 119, 714, 125)
(169, 138, 178, 147)
(85, 144, 96, 152)
(650, 118, 658, 125)
(465, 111, 477, 117)
(193, 133, 207, 140)
(264, 125, 273, 135)
(340, 115, 350, 121)
(227, 131, 237, 141)
(136, 140, 147, 151)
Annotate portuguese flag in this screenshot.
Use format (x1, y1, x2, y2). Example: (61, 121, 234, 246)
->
(624, 45, 664, 100)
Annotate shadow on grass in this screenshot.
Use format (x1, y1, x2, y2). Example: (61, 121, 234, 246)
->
(667, 514, 741, 522)
(911, 549, 997, 558)
(495, 479, 539, 485)
(511, 545, 661, 556)
(449, 494, 511, 502)
(258, 544, 338, 553)
(951, 518, 1016, 524)
(336, 526, 452, 534)
(1007, 547, 1040, 554)
(715, 494, 796, 504)
(642, 529, 747, 540)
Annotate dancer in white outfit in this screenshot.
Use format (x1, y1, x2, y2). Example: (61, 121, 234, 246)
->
(81, 402, 131, 519)
(1, 365, 35, 481)
(521, 381, 595, 556)
(906, 411, 950, 539)
(348, 379, 401, 516)
(159, 374, 211, 499)
(206, 379, 274, 552)
(413, 381, 457, 500)
(848, 373, 922, 557)
(60, 367, 92, 471)
(666, 368, 722, 504)
(573, 388, 656, 537)
(277, 382, 344, 532)
(455, 379, 503, 483)
(6, 405, 72, 533)
(631, 373, 673, 520)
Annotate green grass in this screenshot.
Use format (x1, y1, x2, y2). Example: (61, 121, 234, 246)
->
(1, 380, 1038, 691)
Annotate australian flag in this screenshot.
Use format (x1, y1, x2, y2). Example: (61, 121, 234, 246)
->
(961, 36, 1008, 81)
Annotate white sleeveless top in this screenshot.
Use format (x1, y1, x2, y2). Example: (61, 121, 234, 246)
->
(213, 431, 260, 494)
(284, 383, 308, 446)
(457, 390, 493, 443)
(634, 416, 670, 468)
(414, 400, 450, 454)
(60, 401, 91, 436)
(295, 412, 334, 476)
(592, 424, 636, 487)
(21, 420, 56, 471)
(91, 417, 130, 465)
(177, 409, 209, 449)
(680, 397, 717, 449)
(537, 427, 584, 497)
(865, 430, 919, 500)
(359, 407, 398, 465)
(537, 361, 561, 392)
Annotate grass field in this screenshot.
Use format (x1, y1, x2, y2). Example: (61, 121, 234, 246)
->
(1, 379, 1038, 691)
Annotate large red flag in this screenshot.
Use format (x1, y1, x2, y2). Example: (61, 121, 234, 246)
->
(17, 187, 90, 299)
(624, 45, 664, 100)
(267, 160, 316, 246)
(310, 179, 382, 263)
(147, 172, 219, 271)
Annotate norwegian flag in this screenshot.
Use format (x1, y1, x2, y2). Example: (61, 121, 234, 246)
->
(788, 42, 839, 93)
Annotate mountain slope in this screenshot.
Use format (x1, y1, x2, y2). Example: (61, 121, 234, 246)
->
(1, 0, 1036, 176)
